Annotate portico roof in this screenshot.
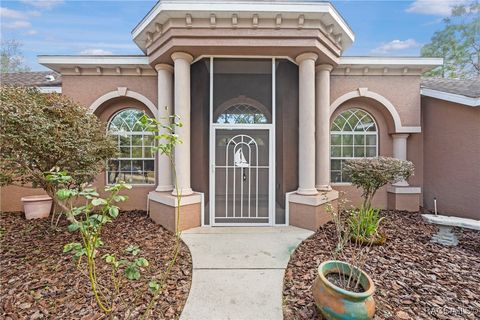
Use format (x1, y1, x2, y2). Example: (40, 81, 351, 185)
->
(132, 0, 355, 65)
(133, 1, 354, 49)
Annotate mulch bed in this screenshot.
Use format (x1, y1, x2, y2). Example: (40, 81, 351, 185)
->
(283, 211, 480, 320)
(0, 210, 192, 319)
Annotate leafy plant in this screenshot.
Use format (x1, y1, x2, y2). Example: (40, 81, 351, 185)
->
(343, 156, 414, 209)
(0, 86, 117, 225)
(49, 113, 184, 316)
(138, 114, 183, 319)
(49, 171, 150, 313)
(348, 206, 384, 241)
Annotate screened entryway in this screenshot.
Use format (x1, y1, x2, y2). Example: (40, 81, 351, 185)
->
(209, 58, 275, 226)
(190, 57, 298, 226)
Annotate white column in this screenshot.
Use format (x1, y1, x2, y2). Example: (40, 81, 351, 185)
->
(171, 52, 194, 196)
(155, 63, 174, 191)
(392, 133, 409, 186)
(315, 64, 333, 191)
(296, 52, 318, 195)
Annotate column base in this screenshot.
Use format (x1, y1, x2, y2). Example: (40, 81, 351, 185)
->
(392, 180, 409, 187)
(156, 185, 174, 192)
(387, 186, 421, 212)
(171, 187, 194, 196)
(288, 190, 339, 231)
(148, 191, 202, 233)
(316, 184, 332, 191)
(296, 187, 319, 196)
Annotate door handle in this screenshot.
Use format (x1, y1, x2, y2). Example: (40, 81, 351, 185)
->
(243, 172, 247, 182)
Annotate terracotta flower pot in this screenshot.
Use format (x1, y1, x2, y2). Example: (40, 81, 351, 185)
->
(21, 195, 52, 220)
(312, 260, 375, 320)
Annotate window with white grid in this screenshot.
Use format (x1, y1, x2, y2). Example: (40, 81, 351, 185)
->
(107, 109, 155, 185)
(331, 108, 378, 183)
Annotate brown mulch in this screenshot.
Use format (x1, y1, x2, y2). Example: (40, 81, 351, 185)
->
(283, 211, 480, 320)
(0, 210, 192, 319)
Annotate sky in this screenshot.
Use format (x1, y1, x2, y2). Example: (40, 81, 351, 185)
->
(0, 0, 470, 70)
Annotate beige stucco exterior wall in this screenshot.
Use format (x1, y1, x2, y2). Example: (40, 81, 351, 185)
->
(62, 75, 157, 109)
(422, 97, 480, 219)
(331, 75, 421, 128)
(1, 73, 426, 214)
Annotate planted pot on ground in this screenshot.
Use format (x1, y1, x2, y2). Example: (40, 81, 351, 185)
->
(312, 260, 375, 320)
(21, 195, 52, 219)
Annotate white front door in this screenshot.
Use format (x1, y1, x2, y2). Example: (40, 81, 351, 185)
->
(210, 127, 274, 226)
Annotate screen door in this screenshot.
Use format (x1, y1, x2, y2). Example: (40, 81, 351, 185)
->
(212, 129, 271, 225)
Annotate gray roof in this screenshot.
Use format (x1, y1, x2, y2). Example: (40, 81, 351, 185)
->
(421, 77, 480, 98)
(0, 71, 62, 87)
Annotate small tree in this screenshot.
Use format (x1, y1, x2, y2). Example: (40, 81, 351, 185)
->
(421, 2, 479, 79)
(1, 39, 30, 73)
(0, 86, 117, 221)
(343, 157, 414, 209)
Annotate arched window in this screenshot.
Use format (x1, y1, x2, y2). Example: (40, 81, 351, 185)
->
(216, 103, 268, 124)
(331, 108, 378, 183)
(107, 108, 155, 185)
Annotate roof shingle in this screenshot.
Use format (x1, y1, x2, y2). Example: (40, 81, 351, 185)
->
(421, 77, 480, 98)
(0, 71, 62, 87)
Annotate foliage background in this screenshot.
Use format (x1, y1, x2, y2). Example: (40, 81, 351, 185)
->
(0, 86, 117, 197)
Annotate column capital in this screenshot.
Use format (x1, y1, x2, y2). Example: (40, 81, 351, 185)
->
(155, 63, 174, 73)
(315, 64, 334, 73)
(391, 133, 410, 139)
(295, 52, 318, 64)
(171, 52, 194, 63)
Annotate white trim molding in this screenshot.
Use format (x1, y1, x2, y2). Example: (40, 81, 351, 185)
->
(421, 88, 480, 107)
(89, 87, 158, 115)
(333, 56, 443, 75)
(37, 86, 62, 93)
(330, 88, 421, 133)
(387, 186, 422, 194)
(38, 55, 156, 76)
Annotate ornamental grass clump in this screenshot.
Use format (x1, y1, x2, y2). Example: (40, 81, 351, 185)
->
(348, 206, 385, 245)
(0, 86, 117, 225)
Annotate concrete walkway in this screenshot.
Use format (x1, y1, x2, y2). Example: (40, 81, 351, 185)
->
(180, 227, 313, 320)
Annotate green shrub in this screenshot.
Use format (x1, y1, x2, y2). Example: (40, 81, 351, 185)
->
(343, 157, 414, 209)
(0, 86, 117, 222)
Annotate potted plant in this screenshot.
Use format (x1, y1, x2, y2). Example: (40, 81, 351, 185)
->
(312, 157, 415, 319)
(312, 199, 376, 320)
(312, 260, 375, 320)
(21, 195, 53, 219)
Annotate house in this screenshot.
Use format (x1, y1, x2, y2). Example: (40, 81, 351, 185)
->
(1, 71, 62, 93)
(2, 0, 453, 231)
(421, 77, 480, 220)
